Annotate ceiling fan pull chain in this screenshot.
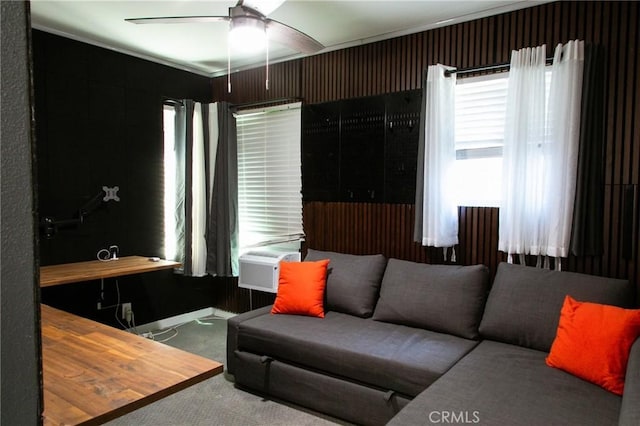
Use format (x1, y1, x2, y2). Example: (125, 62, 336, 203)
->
(265, 35, 270, 91)
(227, 39, 232, 94)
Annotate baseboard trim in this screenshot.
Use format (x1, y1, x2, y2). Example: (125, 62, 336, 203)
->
(132, 307, 236, 334)
(212, 308, 237, 320)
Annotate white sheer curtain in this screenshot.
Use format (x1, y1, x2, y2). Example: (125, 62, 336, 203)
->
(543, 40, 584, 258)
(415, 64, 458, 256)
(499, 45, 548, 259)
(499, 41, 584, 268)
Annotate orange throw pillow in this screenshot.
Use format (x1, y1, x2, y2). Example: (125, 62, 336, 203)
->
(271, 259, 330, 318)
(546, 295, 640, 395)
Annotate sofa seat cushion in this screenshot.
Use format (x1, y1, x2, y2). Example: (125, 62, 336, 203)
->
(237, 310, 478, 397)
(387, 340, 621, 426)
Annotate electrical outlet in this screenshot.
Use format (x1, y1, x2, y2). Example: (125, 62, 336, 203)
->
(121, 303, 132, 320)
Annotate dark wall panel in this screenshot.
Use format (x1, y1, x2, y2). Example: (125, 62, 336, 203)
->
(301, 90, 421, 204)
(212, 1, 640, 311)
(33, 30, 216, 326)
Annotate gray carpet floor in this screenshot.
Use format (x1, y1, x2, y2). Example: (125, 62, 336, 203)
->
(104, 315, 350, 426)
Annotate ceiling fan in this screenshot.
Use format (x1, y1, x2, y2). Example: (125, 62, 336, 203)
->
(125, 0, 324, 55)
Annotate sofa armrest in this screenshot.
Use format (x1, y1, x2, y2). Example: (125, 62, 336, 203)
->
(619, 338, 640, 426)
(226, 305, 273, 375)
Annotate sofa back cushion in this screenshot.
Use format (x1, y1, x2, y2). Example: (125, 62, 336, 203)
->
(372, 259, 490, 339)
(304, 249, 387, 318)
(479, 262, 633, 352)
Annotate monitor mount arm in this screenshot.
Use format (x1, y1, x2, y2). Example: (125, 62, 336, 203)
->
(40, 186, 119, 239)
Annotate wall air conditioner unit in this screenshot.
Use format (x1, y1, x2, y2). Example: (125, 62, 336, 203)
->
(239, 251, 301, 293)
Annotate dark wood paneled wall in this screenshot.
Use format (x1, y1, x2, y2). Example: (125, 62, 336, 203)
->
(212, 1, 640, 311)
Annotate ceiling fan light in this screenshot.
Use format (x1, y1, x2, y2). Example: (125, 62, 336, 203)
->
(229, 17, 267, 54)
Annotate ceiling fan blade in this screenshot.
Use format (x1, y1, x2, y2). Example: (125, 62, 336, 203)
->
(125, 16, 230, 24)
(125, 2, 321, 55)
(266, 19, 323, 54)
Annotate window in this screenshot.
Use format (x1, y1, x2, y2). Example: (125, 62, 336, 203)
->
(453, 73, 508, 207)
(235, 102, 304, 250)
(453, 70, 551, 207)
(163, 103, 177, 260)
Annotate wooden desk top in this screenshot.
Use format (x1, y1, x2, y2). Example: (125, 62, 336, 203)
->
(41, 304, 224, 426)
(40, 256, 181, 287)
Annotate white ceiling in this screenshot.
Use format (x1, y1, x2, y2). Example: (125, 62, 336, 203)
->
(30, 0, 547, 77)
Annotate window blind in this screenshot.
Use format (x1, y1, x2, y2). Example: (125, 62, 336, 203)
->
(236, 102, 303, 250)
(455, 73, 509, 159)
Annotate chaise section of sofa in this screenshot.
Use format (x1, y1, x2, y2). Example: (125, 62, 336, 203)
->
(387, 339, 624, 426)
(389, 262, 637, 426)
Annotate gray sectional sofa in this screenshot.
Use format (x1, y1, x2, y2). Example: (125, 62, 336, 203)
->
(227, 249, 640, 425)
